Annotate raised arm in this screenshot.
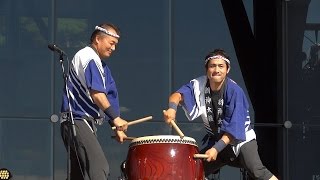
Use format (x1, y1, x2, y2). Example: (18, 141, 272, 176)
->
(163, 92, 183, 124)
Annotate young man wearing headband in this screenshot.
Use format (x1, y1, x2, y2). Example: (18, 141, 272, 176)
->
(163, 49, 278, 180)
(60, 23, 128, 180)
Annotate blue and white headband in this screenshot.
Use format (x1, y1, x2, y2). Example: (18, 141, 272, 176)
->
(95, 26, 120, 38)
(205, 55, 230, 65)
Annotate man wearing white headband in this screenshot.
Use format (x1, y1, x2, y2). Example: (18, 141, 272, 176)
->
(163, 49, 278, 180)
(60, 23, 128, 180)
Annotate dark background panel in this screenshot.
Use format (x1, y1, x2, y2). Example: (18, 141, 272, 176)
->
(0, 0, 320, 179)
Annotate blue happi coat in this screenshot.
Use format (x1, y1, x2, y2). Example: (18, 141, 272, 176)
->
(177, 76, 256, 156)
(60, 46, 120, 122)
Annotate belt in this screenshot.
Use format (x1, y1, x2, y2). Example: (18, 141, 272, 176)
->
(83, 116, 104, 125)
(60, 112, 104, 125)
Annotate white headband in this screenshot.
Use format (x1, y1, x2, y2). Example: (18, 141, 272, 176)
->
(205, 55, 230, 65)
(95, 26, 120, 38)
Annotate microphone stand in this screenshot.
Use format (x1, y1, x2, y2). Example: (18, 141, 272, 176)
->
(58, 52, 77, 180)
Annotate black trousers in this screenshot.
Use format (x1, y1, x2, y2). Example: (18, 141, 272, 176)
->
(61, 120, 109, 180)
(201, 139, 274, 180)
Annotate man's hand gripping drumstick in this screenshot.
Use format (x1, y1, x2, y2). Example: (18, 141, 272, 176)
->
(112, 117, 129, 143)
(163, 109, 185, 138)
(111, 116, 153, 130)
(163, 93, 185, 138)
(89, 90, 129, 143)
(111, 116, 152, 143)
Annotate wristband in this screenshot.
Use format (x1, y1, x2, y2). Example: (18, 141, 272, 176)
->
(212, 139, 227, 153)
(104, 106, 118, 120)
(168, 102, 178, 111)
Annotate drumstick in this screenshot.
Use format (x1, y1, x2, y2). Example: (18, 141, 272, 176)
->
(194, 154, 209, 159)
(170, 120, 185, 139)
(111, 136, 136, 141)
(111, 116, 153, 130)
(163, 110, 185, 138)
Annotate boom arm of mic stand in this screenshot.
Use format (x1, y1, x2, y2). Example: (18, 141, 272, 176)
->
(60, 53, 77, 137)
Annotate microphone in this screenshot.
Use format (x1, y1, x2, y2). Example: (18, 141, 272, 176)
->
(48, 44, 66, 55)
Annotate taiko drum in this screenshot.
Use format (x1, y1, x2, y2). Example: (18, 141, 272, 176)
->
(125, 135, 204, 180)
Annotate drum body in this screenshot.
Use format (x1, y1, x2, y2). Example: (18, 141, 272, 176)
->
(125, 135, 204, 180)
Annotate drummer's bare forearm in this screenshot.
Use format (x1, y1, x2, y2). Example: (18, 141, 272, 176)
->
(220, 132, 234, 145)
(169, 92, 183, 106)
(90, 90, 124, 128)
(90, 89, 111, 110)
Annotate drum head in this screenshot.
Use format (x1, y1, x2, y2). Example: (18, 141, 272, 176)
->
(130, 135, 198, 147)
